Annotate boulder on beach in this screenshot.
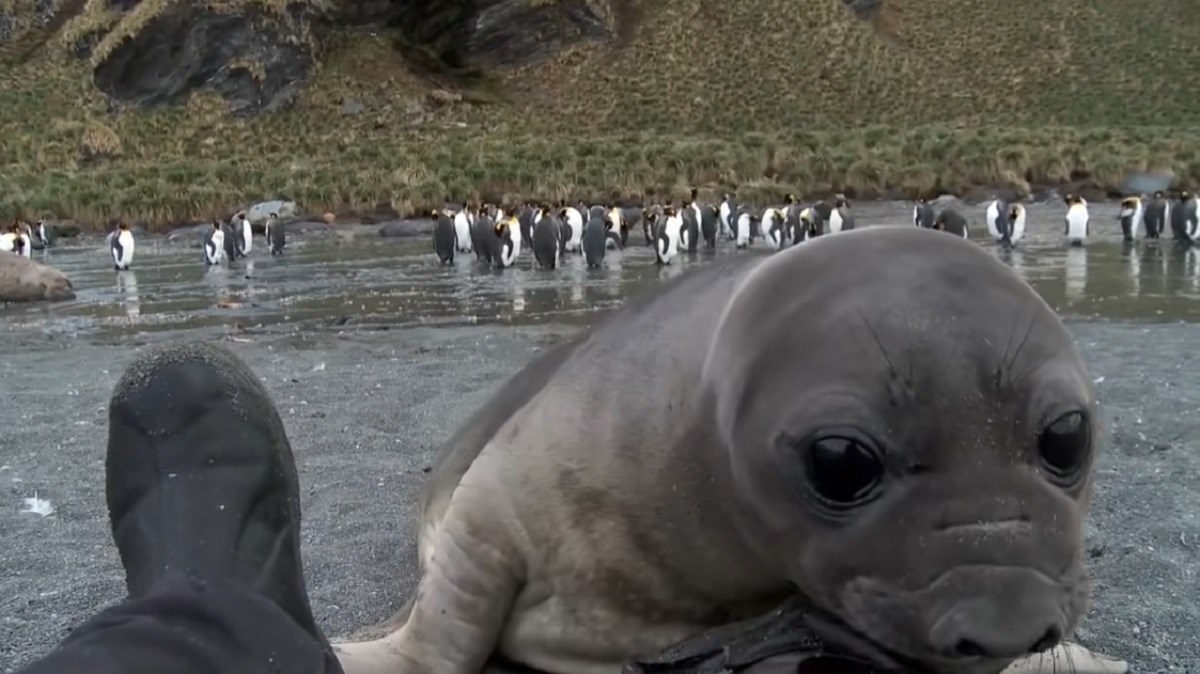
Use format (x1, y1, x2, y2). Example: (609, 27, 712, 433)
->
(0, 251, 75, 303)
(378, 220, 432, 238)
(245, 200, 299, 224)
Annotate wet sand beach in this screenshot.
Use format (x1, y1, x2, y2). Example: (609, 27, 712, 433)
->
(2, 200, 1197, 672)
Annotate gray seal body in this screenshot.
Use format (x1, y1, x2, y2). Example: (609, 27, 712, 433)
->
(332, 228, 1103, 674)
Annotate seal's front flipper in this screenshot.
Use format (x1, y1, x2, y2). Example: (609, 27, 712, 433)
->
(1000, 642, 1128, 674)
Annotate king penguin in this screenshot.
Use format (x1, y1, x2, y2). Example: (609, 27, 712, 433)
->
(1118, 196, 1145, 243)
(718, 194, 736, 240)
(471, 210, 494, 263)
(532, 206, 562, 270)
(913, 197, 935, 228)
(582, 213, 611, 268)
(204, 221, 226, 265)
(932, 208, 969, 238)
(111, 222, 135, 270)
(432, 209, 456, 264)
(1177, 191, 1199, 242)
(267, 212, 286, 255)
(1144, 190, 1169, 239)
(1064, 193, 1089, 246)
(494, 214, 522, 268)
(453, 204, 474, 253)
(680, 202, 700, 252)
(762, 207, 787, 250)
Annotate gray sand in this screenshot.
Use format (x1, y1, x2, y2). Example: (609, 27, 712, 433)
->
(2, 319, 1199, 670)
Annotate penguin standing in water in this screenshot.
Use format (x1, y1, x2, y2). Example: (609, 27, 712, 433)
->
(654, 206, 682, 265)
(1063, 193, 1089, 246)
(222, 218, 239, 260)
(605, 206, 628, 248)
(453, 204, 474, 253)
(913, 197, 935, 228)
(582, 213, 612, 268)
(796, 207, 823, 243)
(1176, 191, 1199, 242)
(33, 219, 53, 250)
(266, 212, 286, 255)
(204, 221, 226, 265)
(471, 211, 494, 264)
(762, 207, 786, 250)
(518, 202, 537, 246)
(1003, 203, 1028, 245)
(783, 194, 804, 242)
(828, 197, 854, 234)
(1144, 191, 1169, 239)
(1118, 196, 1145, 242)
(111, 222, 135, 270)
(985, 198, 1011, 243)
(532, 207, 562, 270)
(680, 202, 700, 252)
(718, 193, 737, 240)
(560, 203, 584, 252)
(735, 209, 756, 248)
(236, 212, 253, 256)
(432, 209, 456, 265)
(0, 221, 32, 257)
(494, 214, 522, 268)
(932, 208, 969, 238)
(698, 203, 717, 248)
(641, 205, 661, 246)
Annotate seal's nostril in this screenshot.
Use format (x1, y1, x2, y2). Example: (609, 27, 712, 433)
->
(1030, 627, 1062, 654)
(954, 639, 989, 658)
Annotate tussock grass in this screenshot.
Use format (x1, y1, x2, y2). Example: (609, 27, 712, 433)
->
(2, 0, 1199, 230)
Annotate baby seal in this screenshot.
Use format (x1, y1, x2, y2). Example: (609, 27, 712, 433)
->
(334, 227, 1115, 674)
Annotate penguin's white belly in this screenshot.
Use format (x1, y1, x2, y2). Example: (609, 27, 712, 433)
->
(719, 204, 732, 234)
(735, 215, 751, 247)
(829, 210, 844, 234)
(1065, 206, 1089, 240)
(0, 233, 14, 253)
(241, 225, 253, 254)
(985, 201, 1002, 240)
(454, 214, 472, 251)
(565, 212, 583, 251)
(113, 232, 135, 268)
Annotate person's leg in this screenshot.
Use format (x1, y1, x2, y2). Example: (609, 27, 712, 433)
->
(17, 341, 341, 674)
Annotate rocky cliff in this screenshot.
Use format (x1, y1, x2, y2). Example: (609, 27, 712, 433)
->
(1, 0, 1198, 227)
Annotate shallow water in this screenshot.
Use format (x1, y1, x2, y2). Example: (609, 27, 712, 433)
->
(6, 205, 1200, 341)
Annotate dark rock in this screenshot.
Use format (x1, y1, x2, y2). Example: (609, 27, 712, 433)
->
(378, 219, 431, 238)
(91, 2, 317, 115)
(391, 0, 616, 71)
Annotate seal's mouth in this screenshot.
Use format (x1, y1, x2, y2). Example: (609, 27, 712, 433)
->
(836, 564, 1080, 674)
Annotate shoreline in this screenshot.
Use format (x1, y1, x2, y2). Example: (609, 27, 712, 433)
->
(21, 188, 1179, 237)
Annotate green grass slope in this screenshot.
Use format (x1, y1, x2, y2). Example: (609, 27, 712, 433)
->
(2, 0, 1199, 229)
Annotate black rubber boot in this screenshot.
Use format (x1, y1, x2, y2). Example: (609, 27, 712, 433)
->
(104, 341, 327, 646)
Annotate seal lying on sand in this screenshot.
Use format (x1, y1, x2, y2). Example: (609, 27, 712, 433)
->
(0, 250, 75, 302)
(334, 227, 1125, 674)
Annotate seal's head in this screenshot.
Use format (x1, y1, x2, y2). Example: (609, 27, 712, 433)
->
(702, 227, 1097, 674)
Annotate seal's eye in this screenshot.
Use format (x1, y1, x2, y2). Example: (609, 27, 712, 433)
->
(805, 435, 884, 507)
(1038, 411, 1090, 484)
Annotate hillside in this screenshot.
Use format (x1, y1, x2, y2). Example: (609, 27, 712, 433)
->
(1, 0, 1199, 229)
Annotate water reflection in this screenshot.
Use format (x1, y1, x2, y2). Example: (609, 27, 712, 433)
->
(1064, 247, 1087, 301)
(115, 271, 140, 320)
(1120, 243, 1139, 297)
(14, 232, 1200, 341)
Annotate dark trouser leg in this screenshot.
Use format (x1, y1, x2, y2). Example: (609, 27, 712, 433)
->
(17, 577, 341, 674)
(16, 341, 338, 674)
